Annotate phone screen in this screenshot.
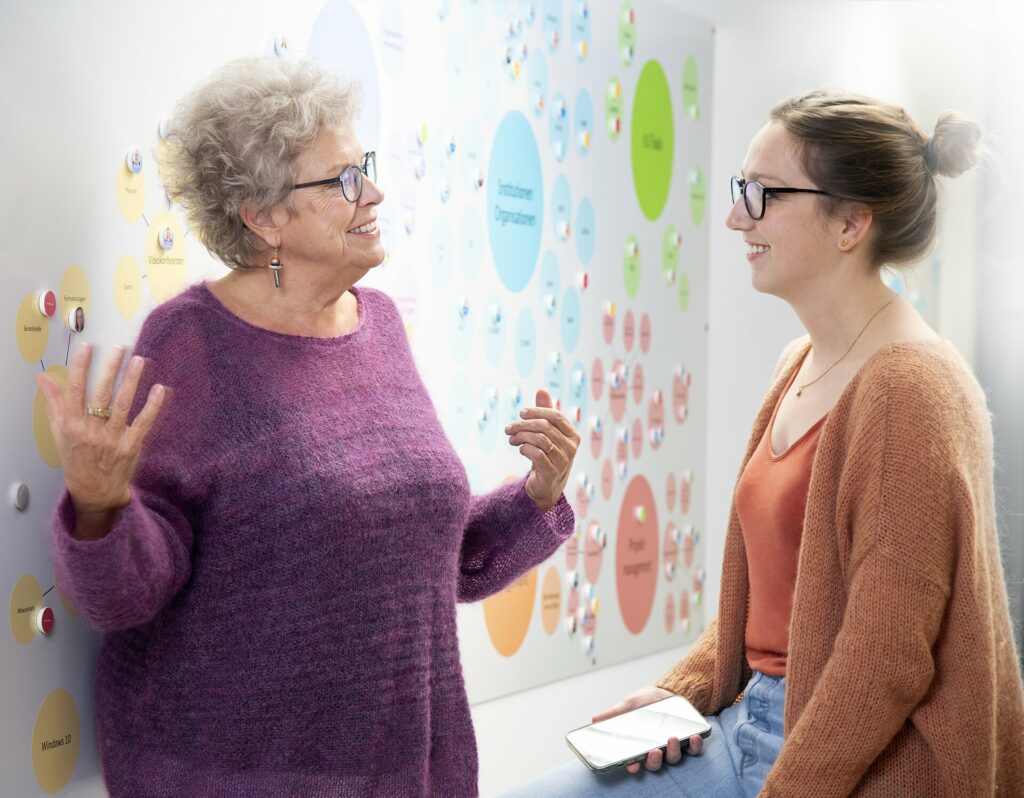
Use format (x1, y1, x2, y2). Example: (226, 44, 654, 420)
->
(565, 695, 711, 771)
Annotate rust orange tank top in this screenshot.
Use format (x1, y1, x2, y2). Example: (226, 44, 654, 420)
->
(735, 359, 826, 676)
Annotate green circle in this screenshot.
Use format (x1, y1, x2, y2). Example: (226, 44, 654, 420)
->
(605, 77, 624, 142)
(623, 235, 641, 298)
(689, 166, 706, 226)
(631, 61, 674, 222)
(678, 273, 690, 312)
(682, 56, 699, 120)
(662, 224, 680, 275)
(618, 3, 637, 65)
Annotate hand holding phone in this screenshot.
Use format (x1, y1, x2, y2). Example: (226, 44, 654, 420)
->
(566, 690, 711, 772)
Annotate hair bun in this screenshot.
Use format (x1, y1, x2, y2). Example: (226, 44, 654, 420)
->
(930, 111, 982, 178)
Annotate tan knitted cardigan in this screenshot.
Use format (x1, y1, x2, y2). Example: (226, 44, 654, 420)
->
(657, 338, 1024, 796)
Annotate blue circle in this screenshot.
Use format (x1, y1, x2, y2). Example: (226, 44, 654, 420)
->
(571, 1, 591, 60)
(487, 112, 543, 293)
(538, 250, 560, 319)
(448, 296, 473, 362)
(482, 294, 507, 365)
(514, 308, 537, 378)
(551, 174, 572, 242)
(504, 383, 526, 426)
(542, 0, 563, 52)
(308, 1, 381, 147)
(445, 373, 472, 447)
(568, 360, 588, 426)
(460, 206, 484, 281)
(561, 287, 582, 353)
(576, 198, 596, 264)
(478, 384, 500, 454)
(574, 89, 594, 156)
(527, 51, 549, 118)
(429, 215, 454, 289)
(549, 93, 569, 162)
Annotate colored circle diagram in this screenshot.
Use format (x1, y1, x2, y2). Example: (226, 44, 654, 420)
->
(631, 61, 674, 221)
(487, 111, 543, 293)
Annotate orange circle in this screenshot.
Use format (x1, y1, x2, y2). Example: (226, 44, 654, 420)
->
(482, 568, 538, 656)
(540, 566, 561, 635)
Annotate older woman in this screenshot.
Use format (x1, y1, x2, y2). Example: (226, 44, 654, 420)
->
(36, 56, 577, 797)
(507, 91, 1024, 797)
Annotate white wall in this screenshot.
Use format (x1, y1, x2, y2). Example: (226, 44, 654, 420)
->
(475, 2, 1011, 794)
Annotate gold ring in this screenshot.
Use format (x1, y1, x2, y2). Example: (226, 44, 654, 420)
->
(546, 441, 554, 454)
(86, 405, 112, 419)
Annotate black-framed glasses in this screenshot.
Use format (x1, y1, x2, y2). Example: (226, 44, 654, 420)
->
(730, 176, 832, 220)
(292, 151, 376, 203)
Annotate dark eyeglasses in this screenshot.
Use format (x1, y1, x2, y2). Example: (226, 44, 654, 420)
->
(292, 151, 376, 203)
(730, 176, 832, 220)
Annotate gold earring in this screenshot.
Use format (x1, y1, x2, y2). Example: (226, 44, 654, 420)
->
(269, 249, 283, 288)
(840, 239, 849, 249)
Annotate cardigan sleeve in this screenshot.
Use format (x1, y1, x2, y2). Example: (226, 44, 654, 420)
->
(654, 618, 721, 714)
(456, 475, 575, 602)
(760, 358, 961, 797)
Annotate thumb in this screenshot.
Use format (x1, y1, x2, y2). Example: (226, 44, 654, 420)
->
(535, 388, 553, 408)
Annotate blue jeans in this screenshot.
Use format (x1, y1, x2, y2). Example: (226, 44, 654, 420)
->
(501, 672, 785, 798)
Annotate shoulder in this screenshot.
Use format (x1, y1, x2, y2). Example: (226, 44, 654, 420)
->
(770, 335, 811, 386)
(134, 282, 215, 357)
(355, 286, 408, 342)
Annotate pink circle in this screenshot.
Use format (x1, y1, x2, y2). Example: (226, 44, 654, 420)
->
(584, 521, 604, 583)
(590, 423, 604, 459)
(672, 369, 691, 423)
(631, 418, 643, 459)
(663, 523, 679, 579)
(602, 307, 615, 344)
(665, 473, 677, 511)
(615, 476, 659, 635)
(680, 474, 692, 514)
(583, 603, 597, 638)
(591, 358, 605, 401)
(679, 590, 690, 622)
(601, 459, 614, 500)
(609, 359, 627, 422)
(640, 313, 651, 353)
(648, 393, 665, 451)
(565, 530, 579, 571)
(631, 363, 645, 404)
(664, 593, 676, 633)
(683, 525, 695, 568)
(616, 436, 628, 468)
(574, 483, 590, 519)
(567, 587, 580, 630)
(623, 310, 635, 352)
(692, 570, 703, 598)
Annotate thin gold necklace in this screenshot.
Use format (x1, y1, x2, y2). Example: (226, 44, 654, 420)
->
(796, 292, 898, 398)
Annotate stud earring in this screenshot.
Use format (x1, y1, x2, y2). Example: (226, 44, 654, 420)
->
(840, 239, 849, 249)
(269, 249, 283, 288)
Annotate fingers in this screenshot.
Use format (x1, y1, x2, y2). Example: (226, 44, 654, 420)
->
(687, 734, 703, 756)
(517, 405, 578, 439)
(664, 737, 683, 765)
(108, 355, 145, 430)
(645, 747, 664, 771)
(508, 430, 556, 458)
(90, 345, 127, 414)
(123, 384, 166, 449)
(534, 388, 553, 408)
(35, 373, 65, 430)
(63, 343, 93, 419)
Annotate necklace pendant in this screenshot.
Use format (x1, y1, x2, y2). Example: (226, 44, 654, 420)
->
(796, 387, 803, 398)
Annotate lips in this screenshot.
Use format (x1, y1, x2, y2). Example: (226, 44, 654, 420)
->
(347, 220, 378, 234)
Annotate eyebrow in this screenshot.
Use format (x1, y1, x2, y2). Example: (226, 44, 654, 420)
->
(741, 170, 788, 185)
(325, 152, 367, 175)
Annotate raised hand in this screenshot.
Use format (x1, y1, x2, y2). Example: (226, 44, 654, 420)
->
(35, 343, 166, 540)
(505, 389, 580, 512)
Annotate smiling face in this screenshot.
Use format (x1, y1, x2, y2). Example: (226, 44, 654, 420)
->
(278, 126, 385, 283)
(726, 121, 840, 301)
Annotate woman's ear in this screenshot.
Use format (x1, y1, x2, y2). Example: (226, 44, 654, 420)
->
(239, 199, 282, 251)
(836, 201, 873, 252)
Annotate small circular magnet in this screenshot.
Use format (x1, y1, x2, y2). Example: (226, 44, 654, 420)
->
(158, 226, 175, 251)
(125, 149, 143, 174)
(34, 607, 54, 636)
(67, 306, 85, 334)
(8, 482, 29, 511)
(37, 290, 57, 317)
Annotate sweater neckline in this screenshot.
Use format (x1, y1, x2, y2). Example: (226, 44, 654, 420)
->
(195, 280, 369, 347)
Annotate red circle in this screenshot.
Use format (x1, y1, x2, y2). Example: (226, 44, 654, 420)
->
(631, 418, 643, 459)
(574, 483, 590, 519)
(42, 291, 57, 317)
(663, 523, 679, 577)
(665, 473, 677, 511)
(601, 459, 614, 500)
(664, 593, 676, 633)
(623, 310, 635, 351)
(584, 522, 604, 583)
(602, 308, 615, 344)
(38, 607, 55, 635)
(615, 476, 659, 635)
(673, 371, 690, 423)
(631, 363, 645, 404)
(680, 474, 692, 514)
(591, 358, 605, 401)
(565, 530, 579, 571)
(609, 359, 627, 422)
(640, 313, 652, 353)
(590, 424, 604, 459)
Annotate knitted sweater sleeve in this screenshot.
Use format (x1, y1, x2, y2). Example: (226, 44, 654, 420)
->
(654, 618, 721, 713)
(49, 304, 207, 633)
(761, 357, 961, 797)
(457, 476, 575, 602)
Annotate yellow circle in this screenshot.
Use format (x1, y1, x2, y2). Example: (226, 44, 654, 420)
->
(59, 265, 90, 329)
(482, 568, 537, 657)
(147, 211, 187, 303)
(9, 573, 44, 645)
(540, 566, 561, 635)
(34, 365, 68, 468)
(116, 166, 145, 223)
(15, 294, 49, 364)
(32, 688, 81, 794)
(114, 254, 143, 320)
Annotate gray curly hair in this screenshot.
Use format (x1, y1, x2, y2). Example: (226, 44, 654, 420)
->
(159, 56, 360, 269)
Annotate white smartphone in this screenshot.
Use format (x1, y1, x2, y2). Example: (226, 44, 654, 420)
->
(565, 694, 712, 772)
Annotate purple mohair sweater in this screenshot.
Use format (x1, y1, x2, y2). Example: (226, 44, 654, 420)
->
(50, 282, 574, 797)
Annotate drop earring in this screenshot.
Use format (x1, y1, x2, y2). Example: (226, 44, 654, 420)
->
(269, 249, 283, 288)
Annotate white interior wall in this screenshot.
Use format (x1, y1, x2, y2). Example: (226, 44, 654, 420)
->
(475, 2, 1001, 795)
